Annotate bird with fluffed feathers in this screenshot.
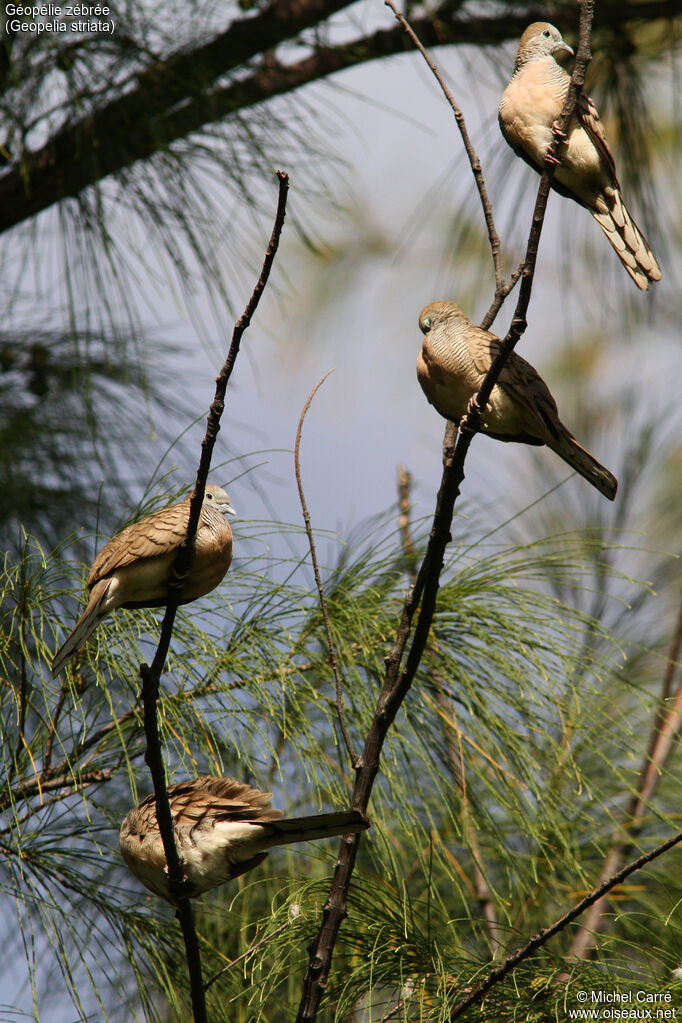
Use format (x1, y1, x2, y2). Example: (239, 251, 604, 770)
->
(119, 776, 370, 901)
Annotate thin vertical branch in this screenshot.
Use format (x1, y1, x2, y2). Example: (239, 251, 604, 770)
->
(11, 578, 30, 776)
(14, 647, 27, 763)
(384, 0, 507, 303)
(42, 682, 69, 775)
(140, 661, 207, 1022)
(397, 465, 415, 568)
(138, 171, 289, 1023)
(294, 371, 358, 766)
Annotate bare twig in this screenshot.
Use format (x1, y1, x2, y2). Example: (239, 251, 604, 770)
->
(0, 768, 111, 817)
(42, 682, 69, 774)
(14, 626, 28, 764)
(138, 170, 289, 1023)
(294, 371, 358, 767)
(296, 7, 594, 1017)
(480, 263, 525, 333)
(385, 0, 507, 301)
(397, 465, 416, 572)
(449, 826, 682, 1020)
(569, 592, 682, 958)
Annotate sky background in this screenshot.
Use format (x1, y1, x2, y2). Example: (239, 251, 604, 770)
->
(128, 36, 676, 564)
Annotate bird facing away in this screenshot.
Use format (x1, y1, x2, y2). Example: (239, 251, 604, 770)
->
(51, 484, 236, 678)
(119, 776, 370, 901)
(498, 22, 661, 290)
(417, 301, 618, 501)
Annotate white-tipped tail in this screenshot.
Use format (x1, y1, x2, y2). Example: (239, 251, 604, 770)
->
(593, 192, 661, 290)
(51, 579, 112, 677)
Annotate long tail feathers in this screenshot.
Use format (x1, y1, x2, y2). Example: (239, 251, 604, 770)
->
(593, 192, 661, 290)
(550, 433, 618, 501)
(264, 810, 369, 848)
(51, 579, 112, 678)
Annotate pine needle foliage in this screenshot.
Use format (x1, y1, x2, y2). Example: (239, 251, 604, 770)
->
(0, 327, 196, 559)
(2, 491, 680, 1019)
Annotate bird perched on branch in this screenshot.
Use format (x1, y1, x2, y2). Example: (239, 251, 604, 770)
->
(498, 22, 661, 290)
(51, 484, 236, 678)
(417, 301, 618, 501)
(119, 776, 370, 901)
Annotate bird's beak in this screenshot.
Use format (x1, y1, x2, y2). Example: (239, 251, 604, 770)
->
(554, 40, 574, 61)
(219, 485, 237, 516)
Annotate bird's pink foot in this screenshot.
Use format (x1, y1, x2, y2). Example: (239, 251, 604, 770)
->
(459, 395, 484, 435)
(551, 119, 567, 139)
(544, 148, 561, 165)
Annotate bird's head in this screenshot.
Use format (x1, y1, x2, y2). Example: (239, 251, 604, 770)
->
(418, 301, 465, 335)
(203, 484, 236, 517)
(517, 23, 574, 65)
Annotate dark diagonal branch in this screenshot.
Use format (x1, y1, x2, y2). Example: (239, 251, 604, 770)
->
(294, 372, 359, 767)
(0, 0, 349, 231)
(0, 768, 111, 815)
(0, 699, 137, 816)
(449, 827, 682, 1020)
(568, 593, 682, 958)
(139, 171, 288, 1023)
(296, 7, 594, 1019)
(396, 467, 503, 956)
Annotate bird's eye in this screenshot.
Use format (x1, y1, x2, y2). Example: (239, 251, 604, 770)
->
(542, 29, 551, 37)
(420, 317, 431, 334)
